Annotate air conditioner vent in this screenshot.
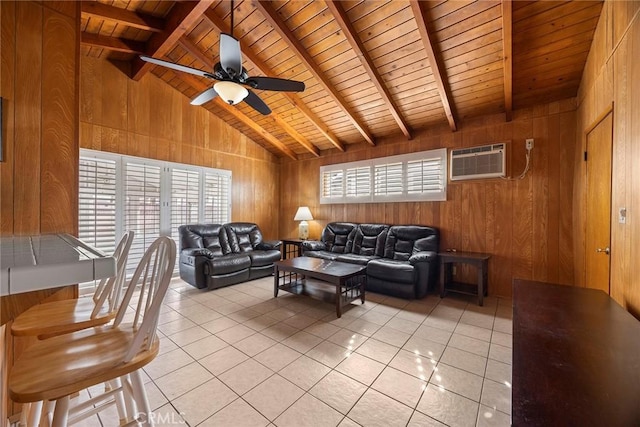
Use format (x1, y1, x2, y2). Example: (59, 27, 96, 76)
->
(450, 143, 506, 181)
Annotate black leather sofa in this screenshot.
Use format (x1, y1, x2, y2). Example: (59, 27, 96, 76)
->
(301, 222, 439, 299)
(179, 223, 281, 290)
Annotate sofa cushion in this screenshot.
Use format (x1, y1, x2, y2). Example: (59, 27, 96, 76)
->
(322, 222, 357, 253)
(248, 249, 281, 267)
(304, 250, 340, 261)
(206, 253, 251, 275)
(335, 253, 379, 265)
(367, 259, 415, 284)
(384, 226, 439, 261)
(179, 224, 231, 256)
(351, 224, 388, 256)
(225, 222, 264, 253)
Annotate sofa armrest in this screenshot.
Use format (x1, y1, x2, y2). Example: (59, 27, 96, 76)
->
(255, 240, 282, 250)
(182, 247, 216, 259)
(301, 240, 326, 251)
(409, 251, 437, 265)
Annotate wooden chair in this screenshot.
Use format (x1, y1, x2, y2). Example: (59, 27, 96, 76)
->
(9, 236, 176, 427)
(11, 231, 135, 339)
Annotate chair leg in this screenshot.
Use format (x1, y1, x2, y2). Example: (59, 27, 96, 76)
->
(129, 370, 152, 427)
(26, 401, 42, 427)
(42, 400, 55, 427)
(121, 375, 138, 423)
(18, 402, 30, 427)
(51, 396, 69, 427)
(109, 378, 129, 424)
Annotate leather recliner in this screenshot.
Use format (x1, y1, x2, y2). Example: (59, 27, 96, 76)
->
(179, 223, 281, 290)
(302, 222, 439, 299)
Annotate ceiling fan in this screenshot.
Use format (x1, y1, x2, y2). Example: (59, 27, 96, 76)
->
(139, 1, 304, 115)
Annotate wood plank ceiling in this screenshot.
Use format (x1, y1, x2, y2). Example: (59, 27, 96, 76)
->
(80, 0, 604, 159)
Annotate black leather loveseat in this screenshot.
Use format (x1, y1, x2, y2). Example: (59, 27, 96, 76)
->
(301, 222, 439, 299)
(179, 223, 281, 290)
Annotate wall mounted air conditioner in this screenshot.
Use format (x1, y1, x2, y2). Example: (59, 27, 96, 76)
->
(450, 143, 506, 181)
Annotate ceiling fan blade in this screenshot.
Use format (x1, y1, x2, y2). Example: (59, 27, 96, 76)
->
(219, 33, 243, 78)
(139, 55, 214, 79)
(190, 87, 218, 106)
(246, 77, 305, 92)
(244, 90, 271, 115)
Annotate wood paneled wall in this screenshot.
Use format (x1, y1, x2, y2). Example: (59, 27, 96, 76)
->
(79, 56, 281, 238)
(574, 1, 640, 316)
(0, 1, 80, 420)
(280, 101, 577, 298)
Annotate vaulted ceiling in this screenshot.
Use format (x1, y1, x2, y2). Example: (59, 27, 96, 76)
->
(81, 0, 604, 160)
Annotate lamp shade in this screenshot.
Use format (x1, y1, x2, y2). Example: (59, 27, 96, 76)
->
(294, 206, 313, 221)
(214, 81, 248, 105)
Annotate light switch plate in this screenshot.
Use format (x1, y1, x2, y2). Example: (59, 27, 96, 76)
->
(619, 207, 627, 224)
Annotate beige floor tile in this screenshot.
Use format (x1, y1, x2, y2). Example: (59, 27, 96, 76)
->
(304, 321, 342, 339)
(348, 388, 413, 427)
(448, 334, 491, 357)
(372, 325, 411, 347)
(454, 323, 492, 342)
(216, 324, 256, 344)
(157, 336, 179, 355)
(172, 378, 237, 426)
(403, 336, 446, 361)
(370, 303, 402, 317)
(157, 309, 185, 325)
(485, 359, 511, 385)
(327, 328, 368, 351)
(261, 322, 300, 341)
(279, 355, 331, 390)
(268, 307, 298, 321)
(413, 324, 453, 345)
(181, 334, 228, 360)
(157, 317, 197, 335)
(218, 359, 274, 395)
(358, 309, 393, 326)
(481, 379, 512, 415)
(407, 410, 447, 426)
(143, 348, 194, 380)
(371, 366, 427, 407)
(422, 315, 458, 332)
(395, 309, 428, 324)
(281, 331, 324, 353)
(243, 375, 305, 420)
(244, 313, 281, 331)
(199, 398, 269, 427)
(154, 362, 213, 400)
(345, 318, 382, 336)
(338, 417, 361, 427)
(389, 349, 437, 381)
(310, 370, 367, 415)
(282, 313, 318, 330)
(275, 393, 344, 427)
(201, 316, 239, 334)
(335, 353, 385, 386)
(234, 332, 278, 356)
(214, 301, 245, 315)
(199, 345, 248, 375)
(306, 340, 350, 368)
(183, 308, 224, 324)
(227, 307, 262, 322)
(167, 325, 211, 347)
(432, 363, 484, 401)
(488, 343, 512, 365)
(440, 347, 487, 377)
(328, 313, 360, 328)
(144, 380, 169, 411)
(356, 338, 400, 364)
(417, 383, 479, 427)
(254, 343, 302, 371)
(492, 317, 512, 334)
(490, 331, 513, 348)
(477, 404, 512, 427)
(386, 317, 420, 334)
(459, 311, 494, 330)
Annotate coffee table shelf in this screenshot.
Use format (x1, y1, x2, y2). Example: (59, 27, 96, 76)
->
(274, 257, 366, 318)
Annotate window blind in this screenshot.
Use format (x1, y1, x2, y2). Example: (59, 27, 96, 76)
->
(204, 172, 231, 224)
(407, 158, 444, 194)
(374, 163, 403, 196)
(170, 168, 201, 273)
(345, 166, 371, 198)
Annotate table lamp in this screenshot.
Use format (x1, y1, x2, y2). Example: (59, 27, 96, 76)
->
(294, 206, 313, 240)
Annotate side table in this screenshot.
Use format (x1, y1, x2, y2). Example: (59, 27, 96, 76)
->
(439, 251, 491, 306)
(281, 239, 304, 259)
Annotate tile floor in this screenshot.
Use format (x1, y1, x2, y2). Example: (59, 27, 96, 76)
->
(82, 276, 513, 427)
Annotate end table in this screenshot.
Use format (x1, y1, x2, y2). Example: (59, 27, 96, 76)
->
(281, 239, 304, 259)
(439, 251, 491, 306)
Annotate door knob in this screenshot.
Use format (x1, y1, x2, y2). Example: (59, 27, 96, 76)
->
(595, 247, 610, 255)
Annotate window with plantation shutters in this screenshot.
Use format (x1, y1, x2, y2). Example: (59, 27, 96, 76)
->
(319, 148, 447, 204)
(124, 161, 161, 276)
(204, 172, 231, 223)
(79, 149, 233, 277)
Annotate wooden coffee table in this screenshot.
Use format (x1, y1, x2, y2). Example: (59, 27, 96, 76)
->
(274, 257, 366, 318)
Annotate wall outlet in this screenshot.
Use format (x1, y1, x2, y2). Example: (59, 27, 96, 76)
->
(526, 139, 535, 150)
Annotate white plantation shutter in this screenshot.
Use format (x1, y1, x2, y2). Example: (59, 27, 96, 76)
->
(78, 156, 118, 294)
(320, 148, 447, 203)
(374, 162, 404, 196)
(170, 168, 201, 273)
(204, 172, 231, 223)
(345, 166, 371, 198)
(124, 162, 161, 275)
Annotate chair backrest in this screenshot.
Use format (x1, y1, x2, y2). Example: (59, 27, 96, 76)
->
(351, 224, 389, 256)
(91, 231, 135, 317)
(111, 236, 176, 362)
(384, 225, 439, 260)
(224, 222, 263, 253)
(321, 222, 357, 253)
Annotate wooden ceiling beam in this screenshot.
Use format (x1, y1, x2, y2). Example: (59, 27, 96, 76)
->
(202, 9, 344, 152)
(325, 1, 412, 140)
(131, 0, 214, 81)
(81, 32, 145, 54)
(255, 0, 376, 146)
(409, 1, 457, 132)
(169, 72, 298, 160)
(176, 37, 319, 157)
(80, 1, 164, 33)
(502, 0, 513, 122)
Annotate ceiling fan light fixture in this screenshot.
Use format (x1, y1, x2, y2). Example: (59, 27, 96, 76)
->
(214, 81, 248, 105)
